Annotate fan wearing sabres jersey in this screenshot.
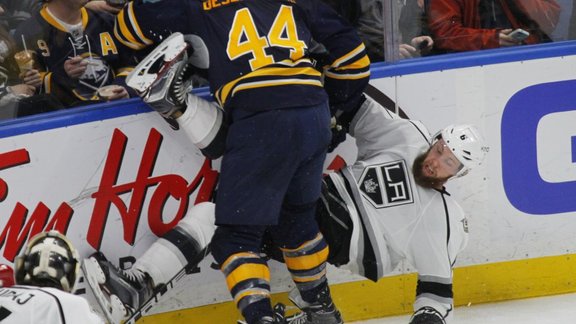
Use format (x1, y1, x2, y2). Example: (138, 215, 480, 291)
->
(114, 0, 370, 323)
(13, 0, 135, 107)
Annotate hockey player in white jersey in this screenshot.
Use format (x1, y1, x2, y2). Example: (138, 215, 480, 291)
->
(308, 94, 489, 324)
(0, 230, 104, 324)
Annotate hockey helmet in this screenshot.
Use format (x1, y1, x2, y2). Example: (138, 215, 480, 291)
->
(14, 230, 80, 292)
(433, 124, 488, 178)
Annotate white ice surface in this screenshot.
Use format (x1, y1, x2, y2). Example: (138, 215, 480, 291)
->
(352, 292, 576, 323)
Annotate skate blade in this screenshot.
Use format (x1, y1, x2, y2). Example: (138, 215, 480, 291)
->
(82, 257, 127, 324)
(126, 32, 189, 93)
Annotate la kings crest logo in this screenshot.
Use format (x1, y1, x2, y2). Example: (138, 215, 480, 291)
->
(358, 160, 414, 208)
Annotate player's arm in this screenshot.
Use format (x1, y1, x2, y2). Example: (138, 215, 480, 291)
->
(113, 0, 191, 51)
(305, 0, 370, 114)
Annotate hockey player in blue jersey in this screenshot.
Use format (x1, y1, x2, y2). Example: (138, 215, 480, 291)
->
(99, 1, 371, 323)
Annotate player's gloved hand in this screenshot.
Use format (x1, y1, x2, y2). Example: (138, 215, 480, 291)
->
(327, 93, 368, 152)
(409, 306, 446, 324)
(328, 117, 347, 153)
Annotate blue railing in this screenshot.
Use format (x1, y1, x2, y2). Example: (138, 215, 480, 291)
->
(1, 41, 575, 138)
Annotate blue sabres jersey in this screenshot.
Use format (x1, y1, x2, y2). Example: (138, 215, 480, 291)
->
(115, 0, 369, 111)
(14, 6, 134, 106)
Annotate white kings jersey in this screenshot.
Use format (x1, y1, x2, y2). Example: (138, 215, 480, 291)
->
(0, 286, 104, 324)
(328, 96, 468, 318)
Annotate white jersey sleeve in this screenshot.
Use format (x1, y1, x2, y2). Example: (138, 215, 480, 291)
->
(0, 286, 104, 324)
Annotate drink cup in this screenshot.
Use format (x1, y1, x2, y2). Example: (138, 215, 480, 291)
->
(97, 84, 123, 100)
(14, 50, 35, 73)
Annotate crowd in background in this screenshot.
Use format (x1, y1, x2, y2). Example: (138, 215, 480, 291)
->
(0, 0, 572, 120)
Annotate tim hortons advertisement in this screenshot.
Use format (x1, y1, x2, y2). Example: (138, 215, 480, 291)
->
(0, 106, 358, 311)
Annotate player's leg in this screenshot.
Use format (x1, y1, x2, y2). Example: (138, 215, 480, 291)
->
(84, 202, 216, 320)
(270, 103, 343, 324)
(211, 108, 307, 324)
(211, 225, 283, 324)
(409, 306, 447, 324)
(134, 202, 215, 285)
(125, 32, 190, 118)
(211, 105, 335, 323)
(125, 32, 227, 159)
(270, 207, 343, 324)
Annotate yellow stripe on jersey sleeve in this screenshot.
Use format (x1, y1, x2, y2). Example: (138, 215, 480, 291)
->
(335, 54, 371, 71)
(42, 72, 51, 93)
(331, 43, 368, 68)
(324, 69, 371, 80)
(217, 65, 321, 105)
(115, 3, 151, 50)
(127, 2, 153, 46)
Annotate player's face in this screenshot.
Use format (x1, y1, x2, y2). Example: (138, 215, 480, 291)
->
(412, 139, 464, 189)
(422, 139, 463, 179)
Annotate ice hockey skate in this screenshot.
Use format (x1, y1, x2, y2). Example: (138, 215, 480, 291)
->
(126, 32, 196, 126)
(237, 303, 288, 324)
(82, 254, 131, 324)
(82, 252, 155, 324)
(285, 287, 344, 324)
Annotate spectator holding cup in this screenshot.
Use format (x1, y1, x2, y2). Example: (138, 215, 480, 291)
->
(13, 0, 135, 108)
(0, 25, 35, 119)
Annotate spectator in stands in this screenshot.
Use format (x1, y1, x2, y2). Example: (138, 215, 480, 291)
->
(550, 0, 572, 41)
(398, 0, 434, 59)
(85, 0, 125, 14)
(0, 23, 35, 119)
(427, 0, 561, 54)
(12, 0, 135, 108)
(0, 0, 41, 33)
(324, 0, 433, 61)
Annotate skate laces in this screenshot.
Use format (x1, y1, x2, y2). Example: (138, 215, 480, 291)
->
(119, 268, 148, 288)
(284, 301, 335, 324)
(285, 311, 308, 324)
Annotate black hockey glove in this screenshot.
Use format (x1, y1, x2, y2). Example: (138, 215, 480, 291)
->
(327, 94, 367, 152)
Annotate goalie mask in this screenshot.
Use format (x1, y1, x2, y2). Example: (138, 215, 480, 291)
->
(14, 230, 80, 293)
(432, 124, 488, 178)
